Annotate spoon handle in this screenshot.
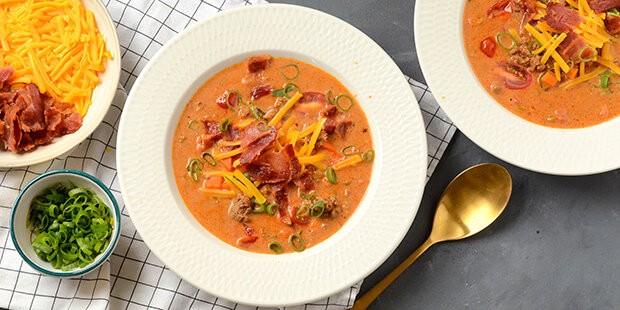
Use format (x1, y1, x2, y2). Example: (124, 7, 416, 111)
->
(349, 238, 435, 310)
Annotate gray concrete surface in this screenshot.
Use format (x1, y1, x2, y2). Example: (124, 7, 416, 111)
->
(271, 0, 620, 308)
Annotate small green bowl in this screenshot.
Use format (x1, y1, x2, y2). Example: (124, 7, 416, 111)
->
(10, 169, 121, 277)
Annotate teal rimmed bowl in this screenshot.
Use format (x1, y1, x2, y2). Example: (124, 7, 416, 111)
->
(10, 169, 120, 277)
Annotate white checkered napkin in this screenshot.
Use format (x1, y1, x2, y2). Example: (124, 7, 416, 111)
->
(0, 0, 455, 309)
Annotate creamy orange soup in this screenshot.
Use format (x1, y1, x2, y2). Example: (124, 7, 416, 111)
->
(172, 55, 374, 254)
(463, 0, 620, 128)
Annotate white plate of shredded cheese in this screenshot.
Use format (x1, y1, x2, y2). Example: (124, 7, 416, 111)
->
(0, 0, 120, 167)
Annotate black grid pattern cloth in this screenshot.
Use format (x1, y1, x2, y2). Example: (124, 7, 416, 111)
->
(0, 0, 456, 309)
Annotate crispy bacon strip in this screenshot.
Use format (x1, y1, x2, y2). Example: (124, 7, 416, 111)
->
(542, 3, 585, 32)
(588, 0, 620, 13)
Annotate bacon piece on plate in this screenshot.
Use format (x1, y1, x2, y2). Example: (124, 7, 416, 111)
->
(0, 67, 14, 85)
(238, 127, 278, 165)
(17, 84, 46, 132)
(251, 85, 273, 100)
(588, 0, 620, 13)
(246, 54, 272, 73)
(606, 14, 620, 35)
(0, 92, 17, 106)
(196, 120, 223, 151)
(294, 170, 315, 191)
(298, 91, 328, 104)
(542, 3, 584, 31)
(4, 104, 22, 152)
(246, 144, 301, 183)
(324, 118, 353, 139)
(557, 29, 597, 62)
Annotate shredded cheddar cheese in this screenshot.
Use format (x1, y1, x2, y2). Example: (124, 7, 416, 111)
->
(233, 170, 266, 204)
(0, 0, 112, 116)
(198, 188, 236, 198)
(214, 147, 243, 160)
(525, 24, 571, 72)
(305, 118, 327, 156)
(596, 58, 620, 75)
(563, 66, 606, 88)
(298, 153, 329, 165)
(333, 155, 363, 171)
(268, 93, 303, 126)
(542, 33, 567, 63)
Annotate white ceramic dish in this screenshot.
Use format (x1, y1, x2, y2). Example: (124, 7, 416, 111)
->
(415, 0, 620, 175)
(10, 169, 121, 277)
(117, 4, 427, 307)
(117, 4, 427, 306)
(0, 0, 121, 167)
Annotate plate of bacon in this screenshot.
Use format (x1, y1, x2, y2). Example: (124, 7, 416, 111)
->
(0, 0, 120, 167)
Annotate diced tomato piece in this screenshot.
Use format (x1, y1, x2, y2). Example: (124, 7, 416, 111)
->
(243, 224, 254, 236)
(480, 37, 497, 58)
(290, 206, 312, 226)
(237, 236, 258, 244)
(488, 0, 513, 18)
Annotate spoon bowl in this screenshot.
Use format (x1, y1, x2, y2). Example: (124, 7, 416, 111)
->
(351, 163, 512, 309)
(430, 163, 512, 242)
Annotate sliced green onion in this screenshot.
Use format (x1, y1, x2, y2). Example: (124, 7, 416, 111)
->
(247, 102, 263, 120)
(251, 200, 265, 213)
(186, 158, 204, 182)
(578, 46, 597, 62)
(272, 85, 296, 97)
(201, 153, 217, 166)
(296, 205, 310, 218)
(28, 183, 113, 271)
(325, 90, 335, 105)
(335, 94, 354, 113)
(289, 234, 305, 252)
(219, 118, 230, 132)
(256, 119, 269, 132)
(600, 73, 610, 88)
(362, 149, 375, 162)
(188, 120, 197, 130)
(326, 168, 338, 184)
(268, 241, 283, 254)
(299, 192, 316, 200)
(342, 145, 360, 156)
(266, 204, 278, 216)
(495, 32, 517, 51)
(226, 90, 242, 110)
(283, 83, 300, 99)
(311, 201, 325, 217)
(281, 63, 300, 80)
(68, 187, 88, 197)
(566, 60, 574, 71)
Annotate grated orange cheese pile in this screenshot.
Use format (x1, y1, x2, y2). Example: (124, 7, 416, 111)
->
(525, 0, 620, 87)
(0, 0, 112, 116)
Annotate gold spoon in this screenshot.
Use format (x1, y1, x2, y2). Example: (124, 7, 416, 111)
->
(350, 163, 512, 310)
